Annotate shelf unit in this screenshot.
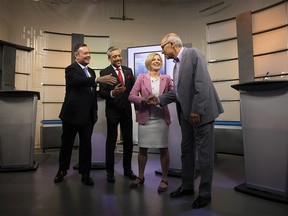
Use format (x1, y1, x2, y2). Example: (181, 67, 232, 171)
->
(42, 31, 110, 121)
(40, 31, 110, 151)
(206, 0, 288, 122)
(206, 0, 288, 155)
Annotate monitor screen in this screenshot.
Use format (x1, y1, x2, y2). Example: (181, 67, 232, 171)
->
(127, 44, 174, 79)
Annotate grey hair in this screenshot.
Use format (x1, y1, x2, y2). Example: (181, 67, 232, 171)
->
(107, 46, 121, 57)
(164, 33, 183, 47)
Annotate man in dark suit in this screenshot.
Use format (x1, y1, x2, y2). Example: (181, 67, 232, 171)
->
(54, 44, 116, 185)
(99, 46, 136, 183)
(152, 33, 224, 208)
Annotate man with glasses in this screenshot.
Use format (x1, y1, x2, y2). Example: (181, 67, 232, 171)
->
(150, 33, 223, 208)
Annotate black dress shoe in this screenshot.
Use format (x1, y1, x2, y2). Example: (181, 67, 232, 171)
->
(124, 170, 137, 180)
(81, 174, 94, 186)
(169, 187, 194, 198)
(192, 196, 211, 208)
(54, 170, 67, 183)
(107, 173, 115, 183)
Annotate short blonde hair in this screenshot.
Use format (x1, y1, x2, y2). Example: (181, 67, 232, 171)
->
(145, 52, 163, 70)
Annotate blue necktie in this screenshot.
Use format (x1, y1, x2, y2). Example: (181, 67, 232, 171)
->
(84, 67, 93, 91)
(84, 67, 90, 77)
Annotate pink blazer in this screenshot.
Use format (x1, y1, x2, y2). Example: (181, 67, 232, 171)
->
(129, 73, 173, 125)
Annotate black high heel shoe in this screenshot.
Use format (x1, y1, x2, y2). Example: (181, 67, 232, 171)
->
(157, 180, 168, 193)
(129, 176, 145, 188)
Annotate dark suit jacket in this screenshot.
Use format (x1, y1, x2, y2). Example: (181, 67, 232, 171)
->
(99, 65, 135, 117)
(59, 62, 98, 125)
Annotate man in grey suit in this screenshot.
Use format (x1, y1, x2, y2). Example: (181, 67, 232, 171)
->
(151, 33, 223, 208)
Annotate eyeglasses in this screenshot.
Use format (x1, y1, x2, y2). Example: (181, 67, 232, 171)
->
(161, 41, 170, 50)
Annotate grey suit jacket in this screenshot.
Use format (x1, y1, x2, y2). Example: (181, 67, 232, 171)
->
(159, 47, 224, 125)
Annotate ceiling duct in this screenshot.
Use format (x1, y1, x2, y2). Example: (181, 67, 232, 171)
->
(199, 1, 225, 13)
(110, 0, 134, 21)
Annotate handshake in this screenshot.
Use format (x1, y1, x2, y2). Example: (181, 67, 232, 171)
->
(141, 95, 159, 106)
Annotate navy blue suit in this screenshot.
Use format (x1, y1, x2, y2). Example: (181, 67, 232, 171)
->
(59, 62, 97, 175)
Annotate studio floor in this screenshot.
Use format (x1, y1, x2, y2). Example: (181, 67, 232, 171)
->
(0, 148, 288, 216)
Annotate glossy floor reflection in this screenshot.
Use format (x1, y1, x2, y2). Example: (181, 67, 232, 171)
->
(0, 149, 288, 216)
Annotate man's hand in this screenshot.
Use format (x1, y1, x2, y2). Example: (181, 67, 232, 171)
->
(112, 83, 126, 96)
(146, 95, 158, 106)
(98, 73, 117, 85)
(190, 112, 200, 126)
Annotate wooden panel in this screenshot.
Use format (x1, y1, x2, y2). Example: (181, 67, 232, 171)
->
(42, 68, 65, 85)
(214, 81, 240, 101)
(42, 86, 65, 102)
(254, 51, 288, 77)
(44, 51, 70, 68)
(90, 53, 109, 70)
(43, 103, 62, 120)
(45, 34, 71, 50)
(84, 37, 109, 52)
(208, 60, 239, 80)
(252, 3, 287, 32)
(206, 19, 236, 42)
(216, 101, 240, 122)
(253, 28, 287, 55)
(208, 40, 238, 60)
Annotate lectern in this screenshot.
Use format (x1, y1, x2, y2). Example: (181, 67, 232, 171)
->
(232, 81, 288, 203)
(0, 90, 40, 171)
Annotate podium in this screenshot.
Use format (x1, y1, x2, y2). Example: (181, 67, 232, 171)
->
(232, 81, 288, 203)
(0, 91, 40, 171)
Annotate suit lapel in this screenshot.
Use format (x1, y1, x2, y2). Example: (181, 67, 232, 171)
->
(159, 76, 165, 95)
(143, 74, 152, 95)
(109, 65, 118, 77)
(122, 67, 127, 78)
(178, 48, 187, 85)
(74, 62, 86, 77)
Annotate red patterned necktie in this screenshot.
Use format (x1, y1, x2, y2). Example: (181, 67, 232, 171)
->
(116, 68, 124, 86)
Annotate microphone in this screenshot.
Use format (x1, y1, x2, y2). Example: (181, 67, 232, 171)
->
(263, 72, 269, 81)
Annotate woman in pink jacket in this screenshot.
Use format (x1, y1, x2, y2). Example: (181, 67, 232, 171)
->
(128, 52, 173, 192)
